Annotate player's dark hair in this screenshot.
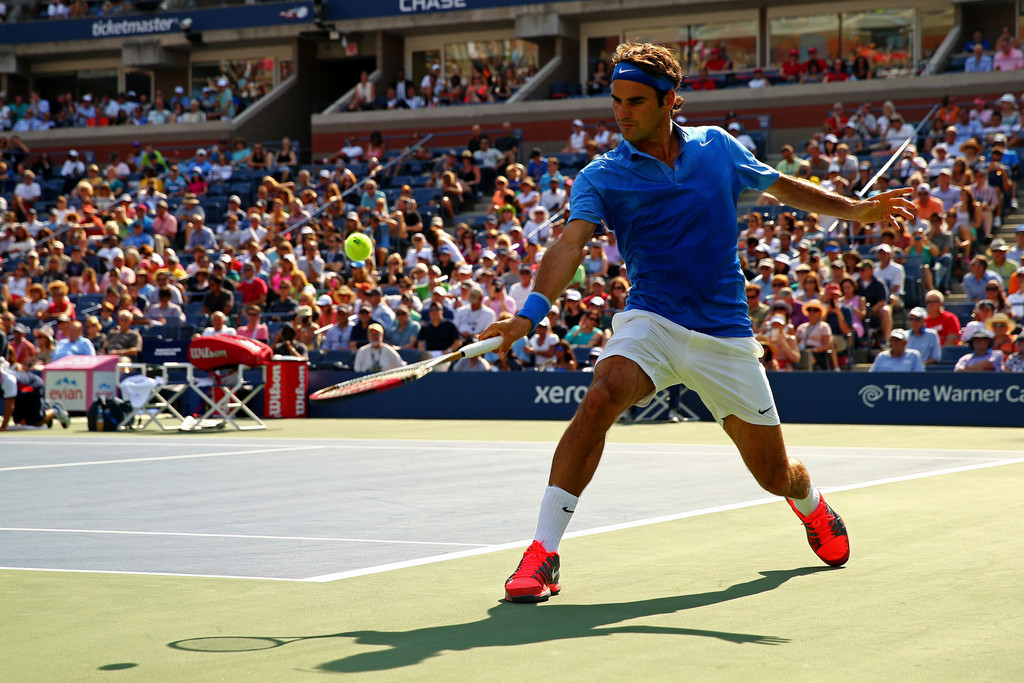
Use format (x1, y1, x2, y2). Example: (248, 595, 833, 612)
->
(612, 42, 684, 113)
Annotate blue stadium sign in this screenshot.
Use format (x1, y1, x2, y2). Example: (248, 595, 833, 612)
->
(325, 0, 557, 20)
(0, 1, 314, 44)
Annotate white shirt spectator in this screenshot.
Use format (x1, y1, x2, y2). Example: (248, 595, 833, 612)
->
(529, 330, 559, 367)
(353, 342, 404, 372)
(14, 179, 41, 203)
(202, 325, 236, 337)
(876, 260, 905, 295)
(60, 157, 85, 178)
(540, 186, 567, 213)
(508, 280, 533, 310)
(453, 304, 496, 337)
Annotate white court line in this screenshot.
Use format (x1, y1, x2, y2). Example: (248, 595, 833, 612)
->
(0, 445, 324, 471)
(0, 566, 306, 582)
(0, 528, 485, 547)
(301, 454, 1024, 583)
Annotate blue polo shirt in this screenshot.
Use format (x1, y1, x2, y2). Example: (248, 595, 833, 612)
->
(568, 124, 779, 337)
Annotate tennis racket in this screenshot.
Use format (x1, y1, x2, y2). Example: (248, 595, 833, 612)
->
(309, 336, 502, 403)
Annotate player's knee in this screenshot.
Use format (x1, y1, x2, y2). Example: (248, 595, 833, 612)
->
(753, 462, 792, 497)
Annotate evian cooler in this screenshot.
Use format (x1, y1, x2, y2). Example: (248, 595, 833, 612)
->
(264, 355, 309, 419)
(44, 355, 123, 411)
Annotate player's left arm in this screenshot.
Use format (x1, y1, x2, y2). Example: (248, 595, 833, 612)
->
(766, 173, 914, 225)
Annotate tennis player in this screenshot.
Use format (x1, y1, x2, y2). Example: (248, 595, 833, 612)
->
(482, 42, 914, 603)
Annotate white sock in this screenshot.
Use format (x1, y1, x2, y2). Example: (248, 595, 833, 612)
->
(533, 485, 579, 553)
(789, 483, 821, 516)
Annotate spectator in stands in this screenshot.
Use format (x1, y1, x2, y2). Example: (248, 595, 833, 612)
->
(101, 310, 142, 360)
(993, 39, 1023, 71)
(7, 324, 35, 367)
(416, 304, 460, 359)
(690, 67, 717, 90)
(273, 323, 308, 359)
(869, 329, 924, 372)
(920, 289, 961, 346)
(747, 67, 770, 89)
(50, 321, 93, 360)
(963, 255, 1002, 303)
(776, 145, 807, 177)
(349, 71, 376, 112)
(389, 305, 420, 349)
(903, 306, 941, 365)
(801, 60, 824, 84)
(964, 43, 993, 73)
(846, 56, 871, 81)
(147, 286, 186, 328)
(353, 322, 403, 372)
(964, 30, 991, 52)
(453, 287, 496, 340)
(563, 119, 588, 154)
(780, 48, 802, 81)
(201, 311, 235, 337)
(201, 275, 233, 317)
(854, 260, 892, 342)
(955, 327, 1003, 372)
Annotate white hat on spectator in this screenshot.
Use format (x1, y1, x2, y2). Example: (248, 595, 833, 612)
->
(537, 317, 550, 327)
(431, 64, 440, 71)
(228, 195, 241, 204)
(317, 294, 333, 306)
(219, 254, 232, 264)
(908, 307, 927, 319)
(457, 264, 473, 275)
(824, 134, 838, 143)
(432, 286, 447, 297)
(877, 244, 892, 254)
(430, 216, 445, 227)
(196, 148, 207, 155)
(345, 211, 359, 221)
(675, 115, 687, 124)
(773, 253, 791, 265)
(565, 290, 582, 301)
(916, 183, 931, 194)
(69, 149, 79, 157)
(119, 194, 132, 202)
(590, 296, 605, 307)
(174, 86, 184, 94)
(758, 258, 774, 269)
(998, 93, 1016, 104)
(890, 329, 909, 341)
(572, 118, 584, 127)
(83, 94, 92, 101)
(728, 122, 741, 132)
(318, 169, 330, 178)
(217, 77, 229, 87)
(300, 226, 314, 235)
(769, 315, 786, 326)
(481, 249, 496, 260)
(933, 143, 948, 154)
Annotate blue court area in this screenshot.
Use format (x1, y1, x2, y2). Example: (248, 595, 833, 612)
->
(1, 435, 1019, 582)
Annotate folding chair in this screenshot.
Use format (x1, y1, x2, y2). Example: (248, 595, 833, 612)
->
(180, 363, 266, 432)
(118, 363, 190, 431)
(180, 335, 271, 432)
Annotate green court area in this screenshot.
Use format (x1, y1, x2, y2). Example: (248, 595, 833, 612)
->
(4, 421, 1023, 681)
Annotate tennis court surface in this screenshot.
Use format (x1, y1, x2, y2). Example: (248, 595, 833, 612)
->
(3, 420, 1023, 680)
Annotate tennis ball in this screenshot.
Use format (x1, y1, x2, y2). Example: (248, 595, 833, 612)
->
(345, 233, 373, 262)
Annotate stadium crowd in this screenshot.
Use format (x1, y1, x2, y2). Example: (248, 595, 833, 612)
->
(0, 78, 264, 131)
(1, 88, 1023, 387)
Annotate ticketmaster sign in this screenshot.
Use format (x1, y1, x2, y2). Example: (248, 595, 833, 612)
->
(0, 1, 313, 44)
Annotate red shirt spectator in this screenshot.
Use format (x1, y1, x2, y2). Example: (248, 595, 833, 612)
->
(780, 49, 803, 81)
(913, 185, 945, 223)
(924, 294, 962, 346)
(802, 47, 828, 74)
(704, 49, 731, 71)
(690, 68, 717, 91)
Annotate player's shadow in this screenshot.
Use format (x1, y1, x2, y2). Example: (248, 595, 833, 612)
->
(317, 566, 831, 673)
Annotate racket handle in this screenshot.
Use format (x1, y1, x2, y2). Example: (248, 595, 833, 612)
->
(459, 336, 503, 359)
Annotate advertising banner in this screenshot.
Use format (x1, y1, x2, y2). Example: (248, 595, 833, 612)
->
(0, 1, 314, 45)
(324, 0, 557, 21)
(308, 370, 1024, 426)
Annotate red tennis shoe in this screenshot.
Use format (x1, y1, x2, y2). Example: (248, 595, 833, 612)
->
(504, 541, 561, 603)
(788, 496, 850, 567)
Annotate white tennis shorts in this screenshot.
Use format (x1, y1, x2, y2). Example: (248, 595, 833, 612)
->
(598, 309, 780, 426)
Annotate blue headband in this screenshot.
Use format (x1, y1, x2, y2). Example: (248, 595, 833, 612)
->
(611, 62, 677, 92)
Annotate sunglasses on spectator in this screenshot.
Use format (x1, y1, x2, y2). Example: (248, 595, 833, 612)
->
(986, 286, 1000, 291)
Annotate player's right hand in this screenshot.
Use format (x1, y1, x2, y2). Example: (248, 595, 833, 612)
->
(480, 316, 533, 357)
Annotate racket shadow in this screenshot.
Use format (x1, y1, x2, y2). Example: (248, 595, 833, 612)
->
(166, 566, 832, 668)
